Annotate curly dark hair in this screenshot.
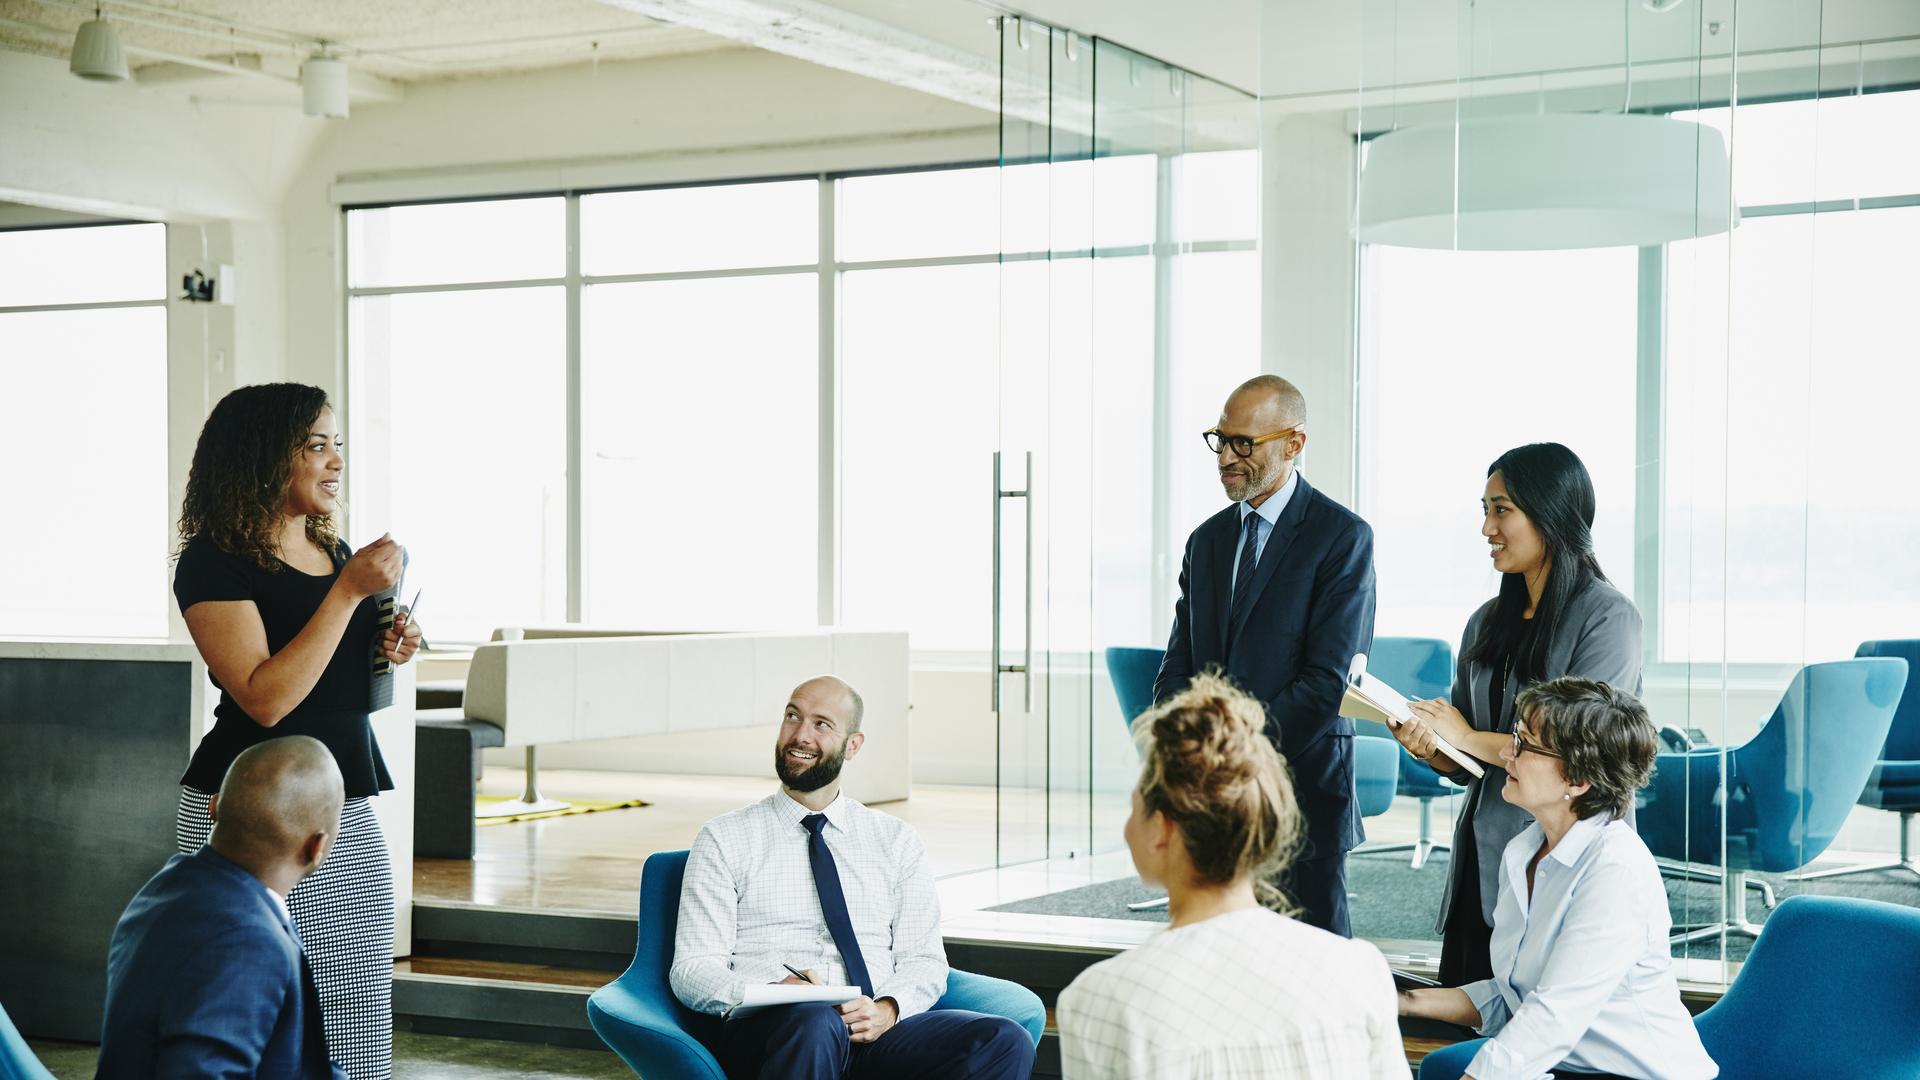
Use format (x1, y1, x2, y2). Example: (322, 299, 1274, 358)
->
(177, 383, 341, 571)
(1133, 670, 1303, 913)
(1516, 676, 1658, 821)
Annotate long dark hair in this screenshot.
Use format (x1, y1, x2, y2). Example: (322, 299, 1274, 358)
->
(177, 383, 341, 571)
(1461, 443, 1607, 684)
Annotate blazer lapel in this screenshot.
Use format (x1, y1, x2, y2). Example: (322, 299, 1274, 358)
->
(1227, 474, 1313, 645)
(1210, 508, 1239, 648)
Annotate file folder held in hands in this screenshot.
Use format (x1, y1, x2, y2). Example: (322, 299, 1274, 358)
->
(1339, 653, 1484, 778)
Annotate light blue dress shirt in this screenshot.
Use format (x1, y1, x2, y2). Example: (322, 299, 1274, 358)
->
(1461, 813, 1718, 1080)
(1231, 467, 1299, 594)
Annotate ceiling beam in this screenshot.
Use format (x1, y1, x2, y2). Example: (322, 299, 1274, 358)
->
(592, 0, 1007, 115)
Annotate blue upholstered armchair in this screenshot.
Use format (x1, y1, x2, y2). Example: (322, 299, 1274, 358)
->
(586, 850, 1046, 1080)
(1, 1000, 56, 1080)
(1692, 895, 1920, 1079)
(1792, 639, 1920, 883)
(1351, 637, 1464, 869)
(1636, 658, 1909, 944)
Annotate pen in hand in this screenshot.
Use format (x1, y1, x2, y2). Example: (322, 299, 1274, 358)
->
(782, 963, 817, 985)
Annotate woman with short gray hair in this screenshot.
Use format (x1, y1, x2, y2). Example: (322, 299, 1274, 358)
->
(1400, 677, 1718, 1080)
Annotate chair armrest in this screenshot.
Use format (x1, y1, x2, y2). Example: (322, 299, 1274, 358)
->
(587, 979, 728, 1080)
(934, 969, 1046, 1046)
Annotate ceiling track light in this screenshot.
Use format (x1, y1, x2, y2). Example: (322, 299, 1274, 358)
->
(69, 3, 129, 82)
(302, 51, 349, 119)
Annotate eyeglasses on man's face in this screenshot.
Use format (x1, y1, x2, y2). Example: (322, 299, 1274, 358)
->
(1510, 729, 1562, 761)
(1202, 425, 1300, 458)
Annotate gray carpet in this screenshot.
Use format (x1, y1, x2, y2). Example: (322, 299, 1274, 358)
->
(983, 851, 1920, 964)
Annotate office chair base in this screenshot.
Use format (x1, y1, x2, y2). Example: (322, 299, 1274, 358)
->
(1655, 859, 1776, 909)
(1669, 871, 1770, 944)
(1788, 811, 1918, 881)
(1127, 896, 1170, 911)
(1789, 857, 1920, 881)
(477, 745, 572, 818)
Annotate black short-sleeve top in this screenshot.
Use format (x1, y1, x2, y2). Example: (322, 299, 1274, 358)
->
(172, 534, 394, 799)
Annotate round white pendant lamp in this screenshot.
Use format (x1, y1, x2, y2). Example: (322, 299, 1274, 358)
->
(1356, 114, 1736, 250)
(301, 56, 350, 119)
(69, 17, 129, 82)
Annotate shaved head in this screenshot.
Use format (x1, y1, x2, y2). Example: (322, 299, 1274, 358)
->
(793, 675, 864, 734)
(1226, 375, 1306, 430)
(211, 736, 344, 868)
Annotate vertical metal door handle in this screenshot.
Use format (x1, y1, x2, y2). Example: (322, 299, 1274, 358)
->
(992, 451, 1003, 714)
(1022, 450, 1034, 712)
(991, 451, 1034, 713)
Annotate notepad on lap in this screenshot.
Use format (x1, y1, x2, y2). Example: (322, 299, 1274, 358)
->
(1340, 653, 1485, 778)
(731, 983, 862, 1018)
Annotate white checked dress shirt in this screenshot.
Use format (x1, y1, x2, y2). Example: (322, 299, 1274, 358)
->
(1057, 907, 1408, 1080)
(1460, 814, 1719, 1080)
(670, 789, 949, 1019)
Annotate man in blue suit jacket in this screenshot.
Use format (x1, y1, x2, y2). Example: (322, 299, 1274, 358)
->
(99, 736, 348, 1080)
(1154, 375, 1376, 937)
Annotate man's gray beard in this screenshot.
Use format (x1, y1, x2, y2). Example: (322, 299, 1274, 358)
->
(775, 743, 847, 792)
(1223, 455, 1287, 503)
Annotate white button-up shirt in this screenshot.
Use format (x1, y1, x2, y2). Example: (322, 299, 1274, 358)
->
(1057, 907, 1408, 1080)
(1461, 814, 1719, 1080)
(670, 789, 948, 1019)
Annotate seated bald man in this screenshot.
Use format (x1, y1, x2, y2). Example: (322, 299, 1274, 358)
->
(672, 676, 1035, 1080)
(98, 736, 347, 1080)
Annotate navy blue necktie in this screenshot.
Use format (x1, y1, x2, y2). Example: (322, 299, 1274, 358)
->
(1229, 511, 1262, 624)
(802, 813, 873, 998)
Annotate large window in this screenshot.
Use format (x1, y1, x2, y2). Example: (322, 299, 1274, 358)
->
(348, 199, 569, 644)
(1662, 90, 1920, 666)
(349, 158, 1259, 657)
(1363, 245, 1639, 648)
(0, 221, 168, 638)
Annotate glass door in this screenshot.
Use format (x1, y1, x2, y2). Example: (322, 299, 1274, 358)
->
(994, 18, 1261, 866)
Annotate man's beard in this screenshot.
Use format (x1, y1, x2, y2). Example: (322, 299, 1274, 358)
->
(775, 741, 848, 792)
(1222, 453, 1286, 503)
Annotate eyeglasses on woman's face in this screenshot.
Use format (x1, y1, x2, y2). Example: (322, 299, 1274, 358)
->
(1510, 729, 1562, 761)
(1202, 425, 1300, 458)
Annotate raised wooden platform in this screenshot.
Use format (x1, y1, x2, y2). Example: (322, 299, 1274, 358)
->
(408, 767, 1726, 1069)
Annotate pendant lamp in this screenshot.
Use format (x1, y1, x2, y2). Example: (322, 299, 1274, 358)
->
(302, 56, 350, 119)
(69, 16, 129, 82)
(1356, 113, 1735, 250)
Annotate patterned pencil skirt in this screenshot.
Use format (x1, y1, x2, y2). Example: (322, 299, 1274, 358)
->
(178, 787, 394, 1080)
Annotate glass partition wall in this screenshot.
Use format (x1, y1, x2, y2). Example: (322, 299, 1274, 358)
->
(343, 33, 1261, 874)
(1355, 0, 1920, 981)
(993, 20, 1260, 866)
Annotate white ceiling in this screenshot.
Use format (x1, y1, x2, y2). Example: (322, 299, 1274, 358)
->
(1, 0, 1914, 110)
(0, 0, 742, 86)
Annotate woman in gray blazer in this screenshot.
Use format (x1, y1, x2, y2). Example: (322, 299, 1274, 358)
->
(1391, 442, 1642, 986)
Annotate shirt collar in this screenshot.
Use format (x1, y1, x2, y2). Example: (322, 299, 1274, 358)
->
(1546, 811, 1610, 867)
(773, 787, 851, 832)
(1503, 811, 1611, 881)
(1238, 466, 1299, 528)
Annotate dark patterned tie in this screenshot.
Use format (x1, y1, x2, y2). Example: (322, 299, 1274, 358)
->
(1229, 510, 1263, 626)
(802, 813, 874, 998)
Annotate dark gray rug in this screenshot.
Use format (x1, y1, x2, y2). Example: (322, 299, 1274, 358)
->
(983, 851, 1920, 965)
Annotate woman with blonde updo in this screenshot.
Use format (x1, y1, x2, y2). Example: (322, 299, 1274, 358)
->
(1057, 672, 1408, 1079)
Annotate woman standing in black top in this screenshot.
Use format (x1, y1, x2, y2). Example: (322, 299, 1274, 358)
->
(172, 383, 421, 1080)
(1390, 443, 1643, 988)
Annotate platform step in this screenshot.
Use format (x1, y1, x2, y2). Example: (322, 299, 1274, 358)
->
(412, 899, 636, 971)
(392, 957, 609, 1049)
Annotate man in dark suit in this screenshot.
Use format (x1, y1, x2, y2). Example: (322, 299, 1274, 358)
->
(1154, 374, 1376, 937)
(98, 736, 347, 1080)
